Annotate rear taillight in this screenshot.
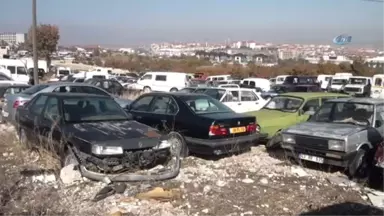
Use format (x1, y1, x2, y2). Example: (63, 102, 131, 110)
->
(13, 100, 27, 108)
(209, 125, 228, 136)
(247, 123, 260, 133)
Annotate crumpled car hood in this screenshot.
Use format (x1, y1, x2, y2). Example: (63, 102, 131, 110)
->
(65, 120, 162, 149)
(284, 122, 366, 139)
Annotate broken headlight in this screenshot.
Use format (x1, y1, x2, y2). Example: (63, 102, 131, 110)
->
(282, 134, 295, 144)
(152, 140, 171, 150)
(91, 145, 123, 155)
(328, 140, 345, 151)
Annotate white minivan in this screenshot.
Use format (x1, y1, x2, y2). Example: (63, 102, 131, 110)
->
(371, 74, 384, 99)
(206, 74, 232, 81)
(136, 72, 189, 93)
(0, 59, 30, 83)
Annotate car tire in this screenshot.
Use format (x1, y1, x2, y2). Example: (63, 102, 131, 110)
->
(168, 132, 189, 158)
(170, 88, 178, 92)
(266, 132, 282, 150)
(143, 86, 151, 93)
(348, 148, 370, 180)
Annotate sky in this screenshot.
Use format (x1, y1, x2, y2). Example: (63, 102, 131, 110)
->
(0, 0, 383, 47)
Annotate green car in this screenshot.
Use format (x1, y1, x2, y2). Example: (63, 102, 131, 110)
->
(247, 92, 350, 148)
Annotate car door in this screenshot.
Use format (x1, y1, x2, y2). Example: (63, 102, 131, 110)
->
(145, 95, 179, 131)
(111, 80, 124, 95)
(239, 90, 262, 112)
(19, 94, 49, 144)
(128, 95, 155, 125)
(38, 96, 63, 151)
(374, 105, 384, 137)
(137, 74, 153, 89)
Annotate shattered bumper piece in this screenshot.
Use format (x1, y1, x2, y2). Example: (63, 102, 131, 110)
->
(79, 156, 180, 182)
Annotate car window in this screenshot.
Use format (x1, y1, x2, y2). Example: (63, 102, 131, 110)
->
(375, 105, 384, 122)
(22, 84, 49, 95)
(62, 97, 127, 122)
(79, 86, 110, 96)
(53, 86, 78, 93)
(302, 99, 320, 113)
(181, 95, 232, 114)
(43, 97, 60, 121)
(131, 96, 154, 112)
(4, 88, 12, 95)
(17, 67, 27, 75)
(230, 90, 240, 102)
(30, 95, 48, 116)
(155, 75, 167, 81)
(249, 81, 255, 87)
(141, 74, 152, 80)
(7, 66, 15, 74)
(241, 90, 258, 101)
(204, 89, 226, 100)
(102, 81, 110, 89)
(149, 96, 178, 114)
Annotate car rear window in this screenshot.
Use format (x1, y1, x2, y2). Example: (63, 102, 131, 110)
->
(22, 84, 49, 95)
(180, 95, 232, 114)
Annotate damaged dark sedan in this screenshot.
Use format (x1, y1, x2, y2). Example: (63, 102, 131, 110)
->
(15, 92, 180, 182)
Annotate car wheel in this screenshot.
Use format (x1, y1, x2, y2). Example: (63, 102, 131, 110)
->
(170, 88, 178, 92)
(168, 132, 189, 158)
(348, 148, 370, 180)
(143, 86, 151, 93)
(266, 132, 282, 150)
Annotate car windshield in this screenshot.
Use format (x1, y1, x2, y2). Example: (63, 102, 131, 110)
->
(180, 95, 232, 114)
(22, 84, 49, 95)
(310, 102, 374, 126)
(332, 79, 347, 85)
(59, 70, 70, 76)
(349, 78, 367, 85)
(198, 89, 226, 100)
(63, 97, 128, 123)
(263, 96, 303, 112)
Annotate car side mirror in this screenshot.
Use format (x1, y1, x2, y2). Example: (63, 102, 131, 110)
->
(375, 120, 383, 128)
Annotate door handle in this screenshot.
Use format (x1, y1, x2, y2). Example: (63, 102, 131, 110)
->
(136, 116, 142, 119)
(255, 102, 259, 104)
(238, 103, 242, 105)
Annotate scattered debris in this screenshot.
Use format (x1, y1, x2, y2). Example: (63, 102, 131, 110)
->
(135, 187, 182, 201)
(291, 166, 308, 177)
(216, 180, 226, 187)
(259, 177, 268, 185)
(60, 164, 82, 185)
(366, 189, 384, 209)
(327, 175, 357, 188)
(242, 178, 254, 184)
(202, 208, 209, 213)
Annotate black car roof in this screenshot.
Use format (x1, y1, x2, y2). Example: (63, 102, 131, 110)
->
(38, 92, 111, 98)
(143, 92, 209, 98)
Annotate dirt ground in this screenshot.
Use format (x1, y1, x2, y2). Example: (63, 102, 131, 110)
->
(0, 123, 383, 216)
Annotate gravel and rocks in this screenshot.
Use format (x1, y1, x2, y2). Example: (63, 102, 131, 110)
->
(0, 123, 383, 216)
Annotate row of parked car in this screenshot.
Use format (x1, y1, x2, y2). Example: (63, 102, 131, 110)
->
(0, 77, 383, 184)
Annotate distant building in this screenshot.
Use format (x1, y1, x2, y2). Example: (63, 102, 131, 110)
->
(278, 50, 301, 60)
(365, 56, 384, 68)
(0, 32, 26, 45)
(0, 45, 10, 58)
(305, 55, 353, 65)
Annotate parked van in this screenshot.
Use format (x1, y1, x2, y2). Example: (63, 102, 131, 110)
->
(330, 73, 352, 92)
(241, 78, 271, 92)
(0, 59, 29, 83)
(136, 72, 189, 93)
(275, 75, 290, 85)
(317, 74, 332, 90)
(371, 74, 384, 99)
(343, 76, 372, 96)
(57, 67, 72, 77)
(206, 74, 232, 81)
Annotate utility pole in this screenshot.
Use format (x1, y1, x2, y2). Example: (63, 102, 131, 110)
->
(32, 0, 39, 85)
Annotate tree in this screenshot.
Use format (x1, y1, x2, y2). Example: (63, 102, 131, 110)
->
(27, 24, 60, 68)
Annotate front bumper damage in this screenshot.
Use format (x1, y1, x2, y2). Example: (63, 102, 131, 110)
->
(72, 146, 180, 182)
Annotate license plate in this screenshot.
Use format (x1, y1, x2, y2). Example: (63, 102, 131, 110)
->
(229, 126, 246, 134)
(299, 154, 324, 164)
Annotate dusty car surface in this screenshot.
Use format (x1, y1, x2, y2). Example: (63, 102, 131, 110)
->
(247, 92, 349, 148)
(15, 92, 179, 182)
(281, 97, 384, 178)
(126, 92, 260, 157)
